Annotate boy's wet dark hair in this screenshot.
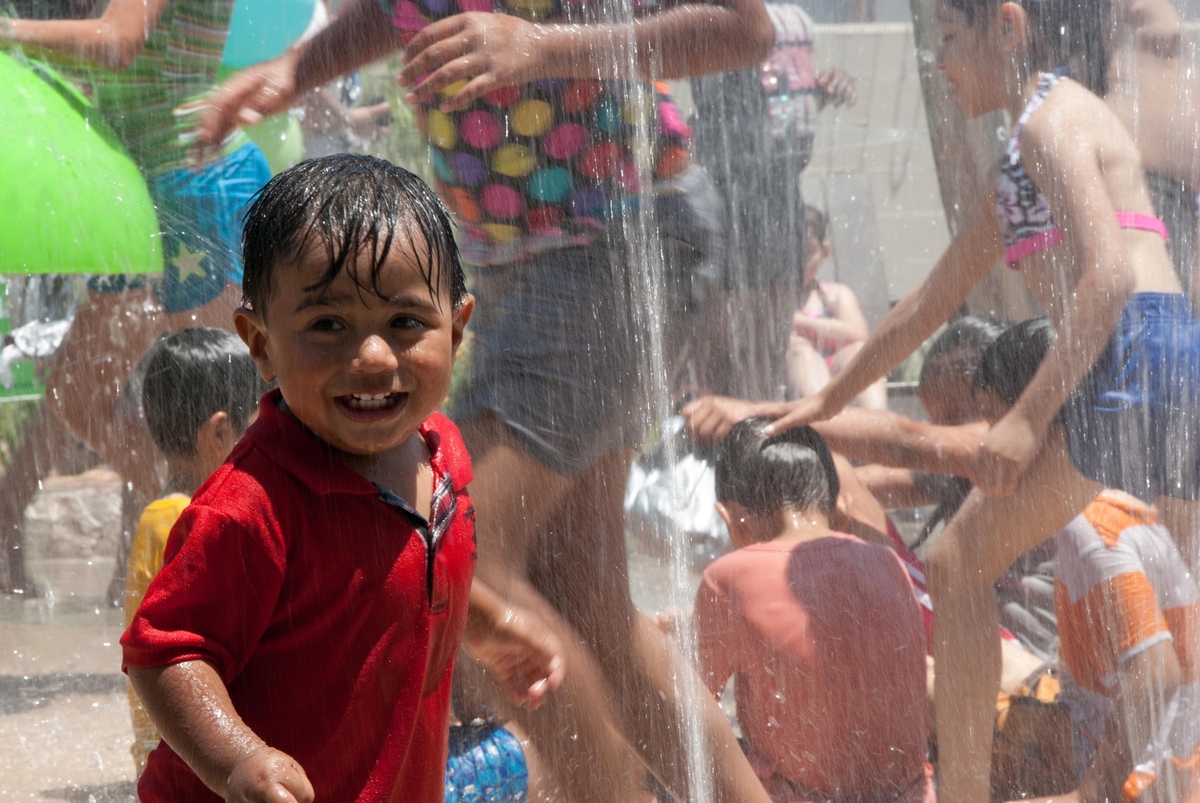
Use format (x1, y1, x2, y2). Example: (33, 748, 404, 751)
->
(972, 316, 1055, 405)
(141, 328, 270, 457)
(947, 0, 1112, 93)
(241, 154, 467, 315)
(920, 314, 1007, 391)
(716, 418, 839, 517)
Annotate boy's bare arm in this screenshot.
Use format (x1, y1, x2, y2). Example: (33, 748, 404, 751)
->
(815, 411, 988, 480)
(463, 579, 565, 710)
(128, 662, 314, 803)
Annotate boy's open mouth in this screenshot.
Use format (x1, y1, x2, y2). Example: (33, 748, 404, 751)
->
(335, 392, 405, 420)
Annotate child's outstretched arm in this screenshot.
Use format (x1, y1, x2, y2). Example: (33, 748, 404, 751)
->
(197, 0, 398, 149)
(0, 0, 169, 70)
(760, 191, 1004, 436)
(128, 661, 315, 803)
(397, 0, 774, 111)
(463, 579, 565, 710)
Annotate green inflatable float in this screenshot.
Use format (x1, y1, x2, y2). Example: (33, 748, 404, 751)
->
(0, 50, 162, 276)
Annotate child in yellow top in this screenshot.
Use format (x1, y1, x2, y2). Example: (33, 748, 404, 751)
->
(123, 328, 270, 773)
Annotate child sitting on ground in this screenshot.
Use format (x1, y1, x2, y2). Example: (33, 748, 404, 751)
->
(123, 328, 270, 774)
(121, 154, 562, 803)
(695, 419, 932, 803)
(973, 318, 1200, 803)
(786, 206, 886, 409)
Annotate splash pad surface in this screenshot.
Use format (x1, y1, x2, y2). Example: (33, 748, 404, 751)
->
(0, 52, 161, 276)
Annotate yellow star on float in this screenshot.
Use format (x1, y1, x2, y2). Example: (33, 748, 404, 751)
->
(170, 243, 207, 283)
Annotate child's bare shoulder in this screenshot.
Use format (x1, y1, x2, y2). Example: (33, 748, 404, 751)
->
(1023, 80, 1129, 153)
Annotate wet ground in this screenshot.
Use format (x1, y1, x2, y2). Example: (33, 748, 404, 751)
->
(1, 557, 136, 802)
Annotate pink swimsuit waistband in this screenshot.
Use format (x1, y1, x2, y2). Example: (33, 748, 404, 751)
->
(1005, 212, 1169, 268)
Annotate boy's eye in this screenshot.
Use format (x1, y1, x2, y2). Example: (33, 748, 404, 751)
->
(309, 317, 345, 332)
(392, 315, 428, 331)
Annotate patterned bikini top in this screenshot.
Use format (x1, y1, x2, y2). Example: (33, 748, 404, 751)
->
(995, 71, 1168, 268)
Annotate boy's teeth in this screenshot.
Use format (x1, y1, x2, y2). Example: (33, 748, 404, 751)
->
(345, 392, 397, 411)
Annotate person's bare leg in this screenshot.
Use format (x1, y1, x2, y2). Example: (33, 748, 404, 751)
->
(785, 334, 832, 400)
(831, 342, 887, 410)
(533, 449, 770, 803)
(46, 288, 167, 496)
(0, 400, 71, 594)
(926, 428, 1102, 803)
(1157, 496, 1200, 575)
(46, 283, 240, 496)
(45, 284, 241, 601)
(455, 415, 650, 803)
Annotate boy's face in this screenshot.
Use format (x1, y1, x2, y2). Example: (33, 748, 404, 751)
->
(235, 236, 472, 457)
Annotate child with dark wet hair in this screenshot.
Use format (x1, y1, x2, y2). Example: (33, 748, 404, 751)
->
(121, 154, 562, 803)
(973, 319, 1200, 803)
(695, 419, 932, 803)
(124, 327, 271, 774)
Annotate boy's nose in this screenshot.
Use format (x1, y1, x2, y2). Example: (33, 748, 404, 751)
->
(351, 335, 400, 372)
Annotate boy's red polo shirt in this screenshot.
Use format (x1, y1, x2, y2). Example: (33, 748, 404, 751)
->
(122, 389, 476, 803)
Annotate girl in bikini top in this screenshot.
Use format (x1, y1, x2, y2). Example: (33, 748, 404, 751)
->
(996, 70, 1169, 268)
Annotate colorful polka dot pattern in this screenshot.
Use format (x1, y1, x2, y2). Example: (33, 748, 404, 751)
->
(381, 0, 692, 264)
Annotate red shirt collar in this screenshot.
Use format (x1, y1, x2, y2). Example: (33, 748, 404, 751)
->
(242, 388, 473, 497)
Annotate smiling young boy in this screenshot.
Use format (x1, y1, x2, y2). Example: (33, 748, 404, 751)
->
(121, 154, 562, 803)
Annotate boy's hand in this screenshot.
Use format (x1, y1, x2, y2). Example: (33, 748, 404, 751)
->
(464, 589, 565, 710)
(399, 12, 548, 111)
(196, 51, 301, 150)
(976, 412, 1043, 497)
(225, 746, 314, 803)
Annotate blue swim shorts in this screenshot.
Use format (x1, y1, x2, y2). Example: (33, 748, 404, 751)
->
(1060, 292, 1200, 501)
(88, 142, 272, 314)
(445, 723, 528, 803)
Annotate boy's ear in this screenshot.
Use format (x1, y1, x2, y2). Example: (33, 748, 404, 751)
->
(234, 306, 277, 383)
(196, 411, 235, 469)
(451, 294, 475, 356)
(715, 501, 736, 532)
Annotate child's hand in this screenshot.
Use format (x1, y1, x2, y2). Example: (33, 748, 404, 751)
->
(682, 395, 769, 441)
(816, 67, 857, 109)
(225, 746, 314, 803)
(464, 593, 565, 710)
(976, 413, 1043, 496)
(762, 392, 842, 436)
(196, 51, 301, 151)
(399, 12, 546, 112)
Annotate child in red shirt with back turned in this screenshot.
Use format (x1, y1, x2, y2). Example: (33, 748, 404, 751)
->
(121, 153, 563, 803)
(696, 420, 933, 803)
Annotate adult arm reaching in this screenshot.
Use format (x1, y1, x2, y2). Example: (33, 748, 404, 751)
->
(199, 0, 773, 144)
(398, 0, 774, 110)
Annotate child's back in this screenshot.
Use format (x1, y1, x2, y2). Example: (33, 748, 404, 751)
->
(698, 533, 928, 799)
(697, 420, 930, 802)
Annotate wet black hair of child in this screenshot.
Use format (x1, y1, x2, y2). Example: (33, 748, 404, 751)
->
(946, 0, 1112, 94)
(972, 316, 1055, 406)
(141, 328, 271, 457)
(715, 418, 840, 517)
(919, 314, 1007, 391)
(240, 153, 468, 316)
